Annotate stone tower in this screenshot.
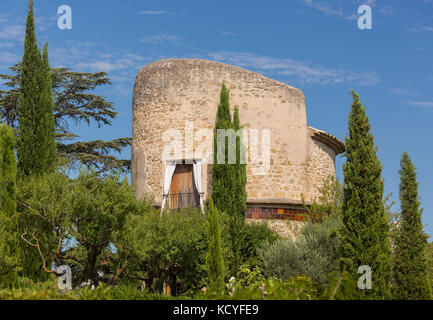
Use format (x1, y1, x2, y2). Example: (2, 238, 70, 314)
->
(132, 59, 344, 219)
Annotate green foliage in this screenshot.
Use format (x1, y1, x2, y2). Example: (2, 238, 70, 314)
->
(0, 123, 20, 287)
(17, 171, 137, 283)
(340, 90, 392, 299)
(319, 270, 357, 300)
(199, 276, 317, 300)
(0, 279, 113, 300)
(17, 1, 56, 177)
(117, 207, 208, 296)
(392, 152, 432, 300)
(238, 221, 280, 268)
(38, 43, 57, 172)
(211, 83, 247, 274)
(229, 265, 265, 290)
(305, 176, 343, 221)
(205, 197, 225, 295)
(0, 5, 130, 173)
(258, 216, 341, 291)
(426, 242, 433, 289)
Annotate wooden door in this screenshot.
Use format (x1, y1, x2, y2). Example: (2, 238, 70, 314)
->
(168, 164, 199, 209)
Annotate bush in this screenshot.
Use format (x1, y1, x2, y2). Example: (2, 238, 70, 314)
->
(219, 213, 279, 273)
(197, 276, 317, 300)
(258, 216, 340, 291)
(117, 207, 208, 296)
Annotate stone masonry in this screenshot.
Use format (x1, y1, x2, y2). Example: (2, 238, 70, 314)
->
(131, 59, 345, 211)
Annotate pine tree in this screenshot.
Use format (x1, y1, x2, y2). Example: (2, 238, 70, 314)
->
(0, 123, 20, 286)
(1, 64, 131, 173)
(340, 90, 392, 299)
(206, 197, 225, 295)
(392, 152, 432, 300)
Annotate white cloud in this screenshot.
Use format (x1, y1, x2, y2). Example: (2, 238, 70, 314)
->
(138, 10, 168, 15)
(220, 30, 239, 37)
(377, 6, 393, 15)
(408, 101, 433, 107)
(0, 51, 20, 64)
(139, 33, 182, 45)
(301, 0, 345, 17)
(409, 26, 433, 32)
(388, 88, 417, 96)
(208, 51, 380, 85)
(0, 24, 25, 41)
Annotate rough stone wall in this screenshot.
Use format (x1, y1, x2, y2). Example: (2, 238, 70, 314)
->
(132, 59, 339, 206)
(304, 137, 337, 203)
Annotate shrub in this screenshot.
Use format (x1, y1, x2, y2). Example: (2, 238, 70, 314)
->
(198, 276, 317, 300)
(258, 216, 340, 291)
(117, 207, 208, 296)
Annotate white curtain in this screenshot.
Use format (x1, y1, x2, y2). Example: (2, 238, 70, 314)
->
(193, 160, 204, 212)
(161, 161, 177, 211)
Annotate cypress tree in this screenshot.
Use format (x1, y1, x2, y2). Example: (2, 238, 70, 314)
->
(392, 152, 432, 300)
(232, 106, 247, 222)
(0, 123, 20, 286)
(206, 197, 225, 295)
(38, 43, 57, 172)
(17, 0, 56, 177)
(212, 83, 233, 214)
(340, 90, 392, 299)
(0, 124, 17, 217)
(211, 84, 247, 273)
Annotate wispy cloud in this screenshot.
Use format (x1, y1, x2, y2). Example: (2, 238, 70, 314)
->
(301, 0, 345, 17)
(139, 33, 183, 45)
(377, 6, 393, 15)
(0, 24, 25, 41)
(409, 26, 433, 32)
(408, 101, 433, 107)
(388, 88, 417, 96)
(0, 51, 20, 64)
(220, 30, 239, 37)
(208, 51, 380, 85)
(138, 10, 168, 15)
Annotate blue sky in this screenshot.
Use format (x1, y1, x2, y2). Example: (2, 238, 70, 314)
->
(1, 0, 433, 237)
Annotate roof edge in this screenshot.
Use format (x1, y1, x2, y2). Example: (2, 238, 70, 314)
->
(309, 126, 346, 155)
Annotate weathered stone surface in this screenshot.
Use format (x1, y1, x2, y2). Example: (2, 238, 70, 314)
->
(131, 59, 344, 206)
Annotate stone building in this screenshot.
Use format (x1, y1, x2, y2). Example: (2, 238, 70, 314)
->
(131, 59, 345, 220)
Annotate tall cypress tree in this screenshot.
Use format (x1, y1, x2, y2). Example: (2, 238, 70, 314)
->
(0, 123, 20, 286)
(232, 106, 247, 222)
(340, 90, 392, 299)
(211, 84, 247, 273)
(38, 43, 57, 172)
(212, 82, 234, 214)
(17, 0, 56, 177)
(206, 197, 225, 295)
(392, 152, 432, 300)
